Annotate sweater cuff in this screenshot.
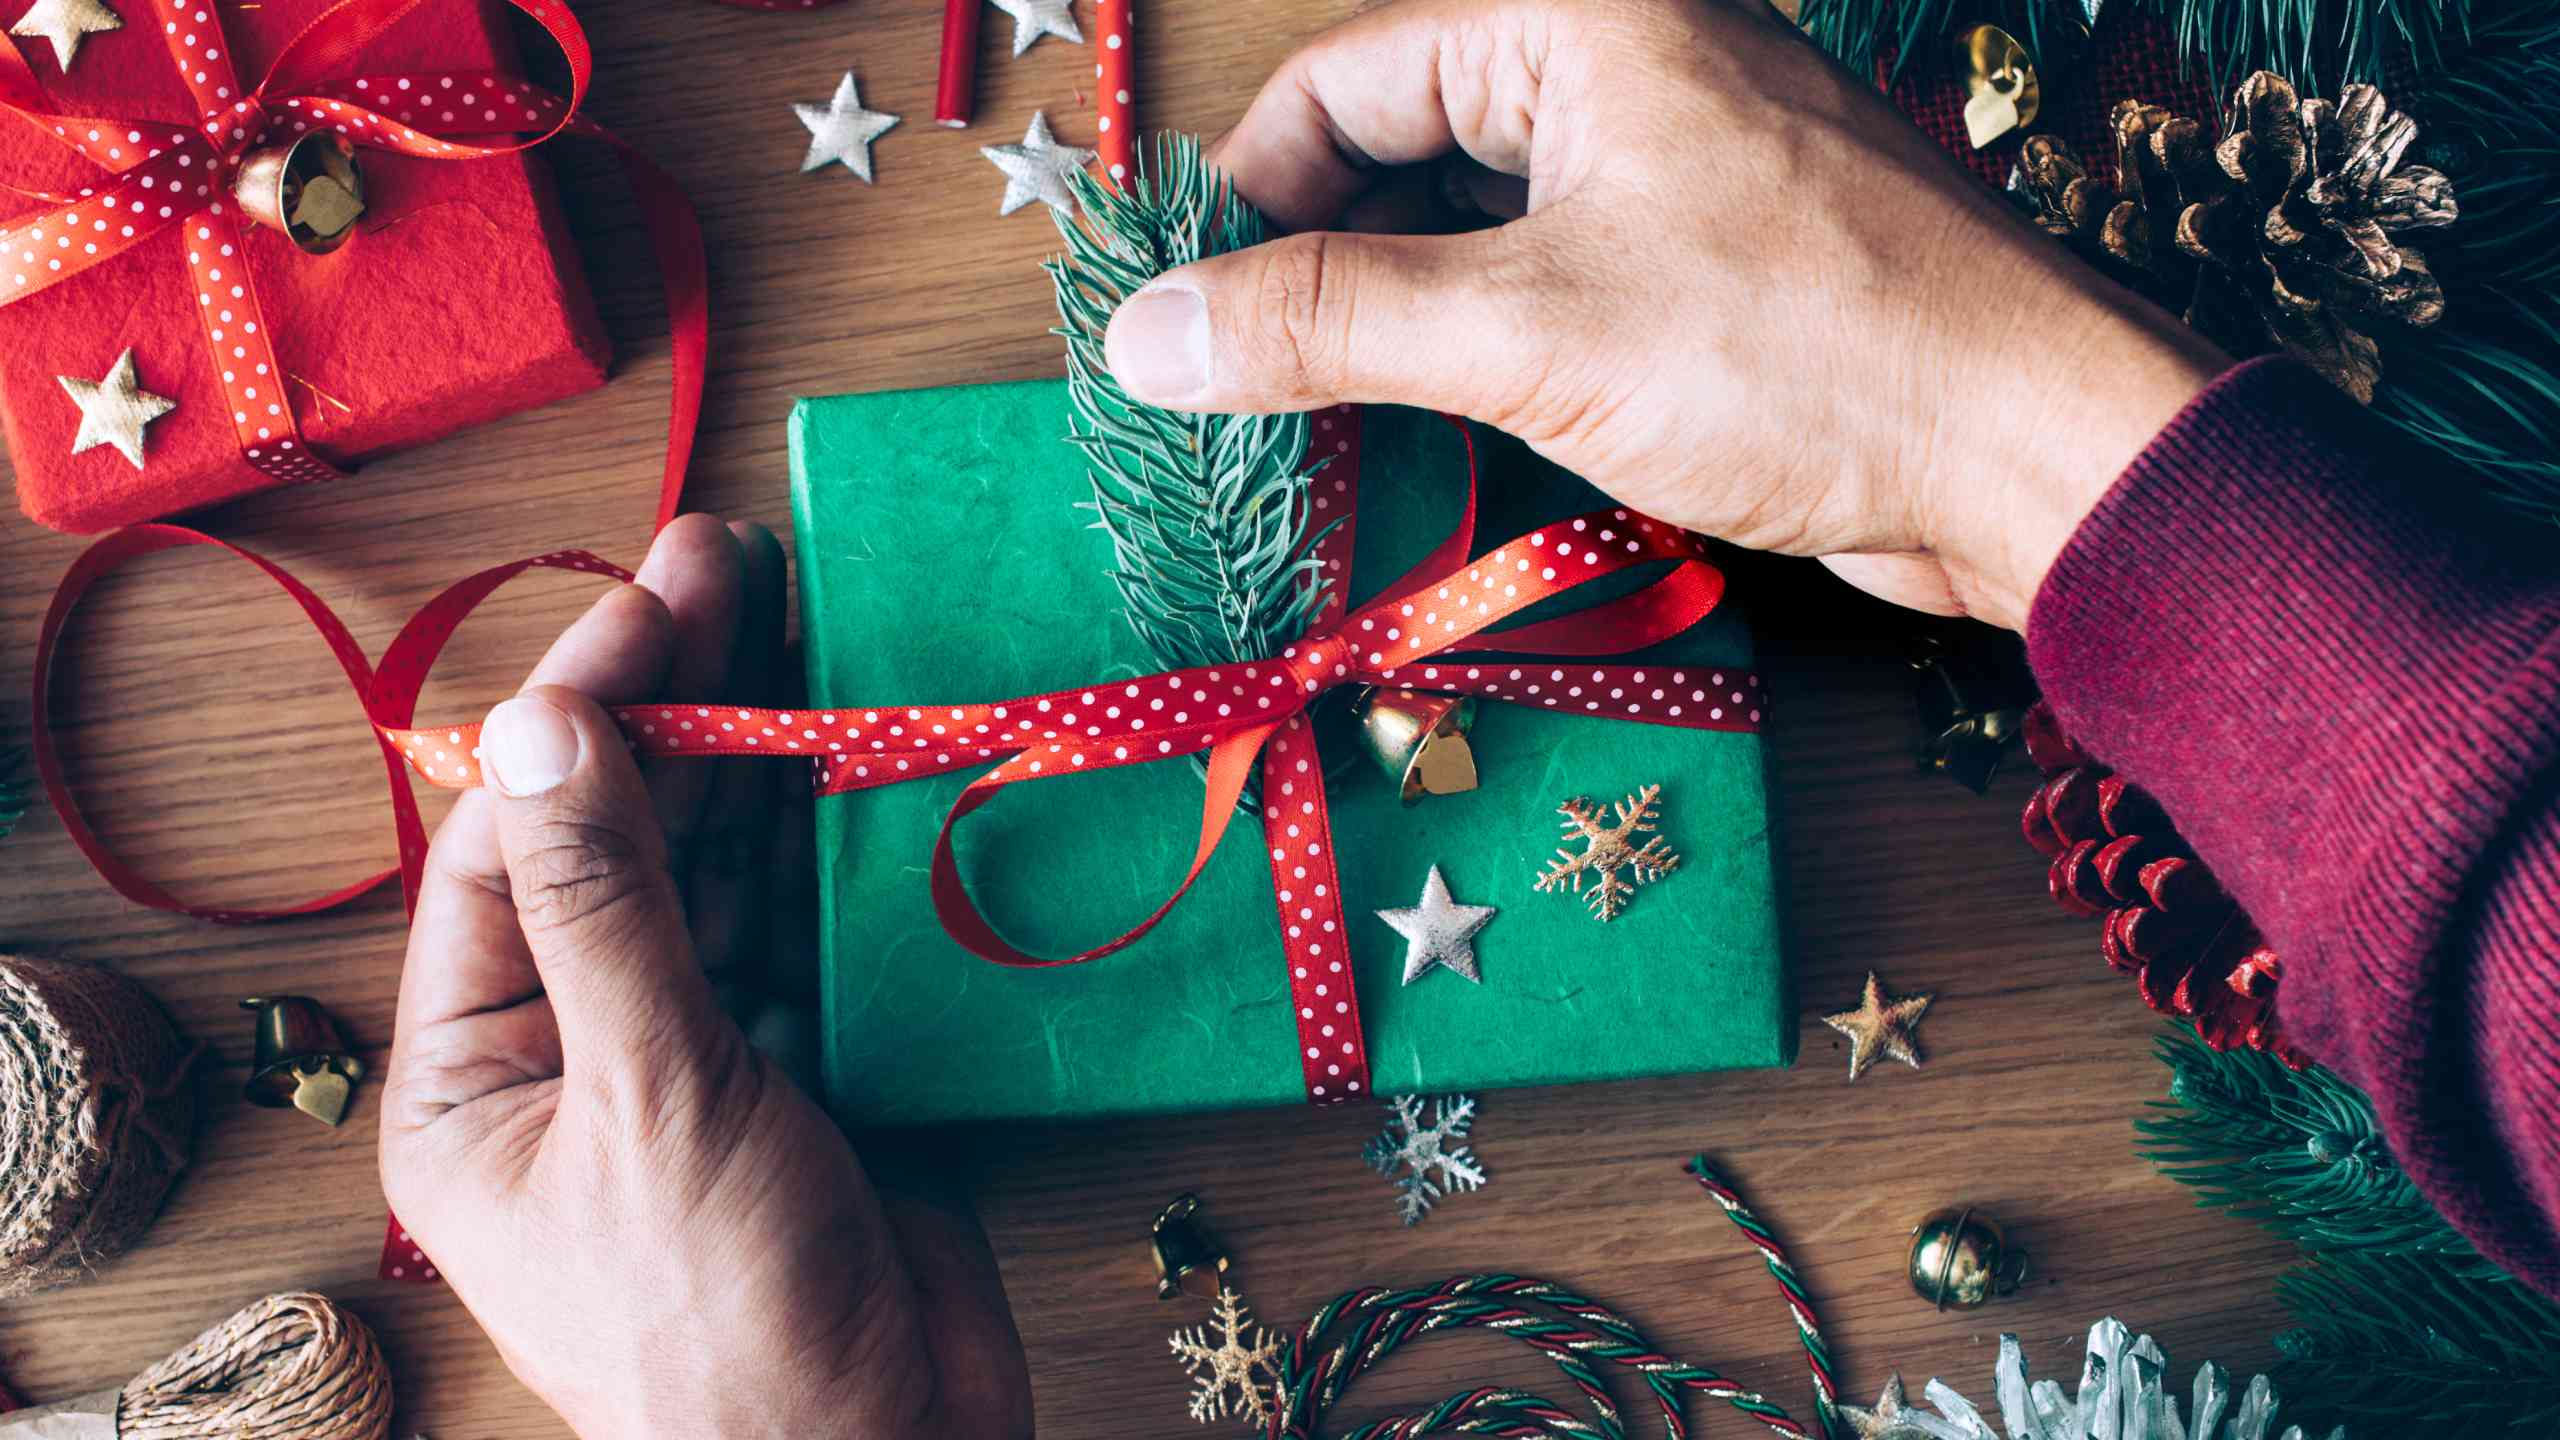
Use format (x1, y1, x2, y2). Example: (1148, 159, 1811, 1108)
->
(2025, 354, 2560, 1279)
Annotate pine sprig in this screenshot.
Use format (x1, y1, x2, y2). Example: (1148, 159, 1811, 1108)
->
(2275, 1252, 2560, 1432)
(0, 743, 25, 844)
(1045, 135, 1334, 678)
(2142, 1028, 2560, 1434)
(1795, 0, 2478, 91)
(2139, 1027, 2488, 1265)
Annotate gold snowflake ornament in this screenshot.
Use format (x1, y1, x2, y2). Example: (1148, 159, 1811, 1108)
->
(1169, 1287, 1283, 1427)
(1532, 783, 1681, 921)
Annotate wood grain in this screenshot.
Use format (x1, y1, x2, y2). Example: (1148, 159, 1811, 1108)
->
(0, 2, 2297, 1434)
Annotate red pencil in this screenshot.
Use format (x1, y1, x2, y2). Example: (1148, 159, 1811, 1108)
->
(934, 0, 982, 128)
(1096, 0, 1134, 185)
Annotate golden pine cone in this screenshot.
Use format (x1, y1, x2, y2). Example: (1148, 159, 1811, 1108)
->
(2015, 72, 2457, 402)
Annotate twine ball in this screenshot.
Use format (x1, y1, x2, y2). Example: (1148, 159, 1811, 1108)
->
(119, 1291, 394, 1440)
(0, 954, 195, 1298)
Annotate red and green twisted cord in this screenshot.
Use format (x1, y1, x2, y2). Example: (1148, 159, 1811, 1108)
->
(1263, 1156, 1839, 1440)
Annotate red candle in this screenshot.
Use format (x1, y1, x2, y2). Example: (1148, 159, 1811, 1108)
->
(934, 0, 983, 128)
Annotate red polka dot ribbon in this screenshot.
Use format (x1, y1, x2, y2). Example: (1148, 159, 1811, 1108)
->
(0, 0, 707, 525)
(384, 411, 1769, 1106)
(30, 411, 1763, 1280)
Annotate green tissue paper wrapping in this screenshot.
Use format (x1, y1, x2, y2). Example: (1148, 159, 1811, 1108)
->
(793, 382, 1789, 1127)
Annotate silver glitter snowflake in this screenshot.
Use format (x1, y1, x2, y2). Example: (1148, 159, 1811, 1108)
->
(1169, 1287, 1282, 1427)
(1363, 1094, 1487, 1225)
(1881, 1317, 2344, 1440)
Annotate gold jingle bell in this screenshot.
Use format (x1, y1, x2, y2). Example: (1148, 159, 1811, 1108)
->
(231, 131, 366, 254)
(1357, 688, 1480, 805)
(1151, 1193, 1231, 1301)
(240, 995, 367, 1127)
(1954, 24, 2040, 149)
(1907, 1204, 2028, 1309)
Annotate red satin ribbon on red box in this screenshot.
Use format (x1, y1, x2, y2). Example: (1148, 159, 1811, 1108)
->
(6, 0, 716, 1285)
(0, 0, 704, 524)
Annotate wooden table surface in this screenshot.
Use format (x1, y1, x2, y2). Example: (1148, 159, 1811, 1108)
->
(0, 2, 2299, 1434)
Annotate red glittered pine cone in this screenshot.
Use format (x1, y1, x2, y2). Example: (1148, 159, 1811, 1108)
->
(2019, 702, 2310, 1065)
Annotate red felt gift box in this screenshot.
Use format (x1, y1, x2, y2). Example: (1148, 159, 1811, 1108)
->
(0, 0, 608, 533)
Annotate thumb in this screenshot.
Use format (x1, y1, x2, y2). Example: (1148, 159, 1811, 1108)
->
(478, 685, 715, 1080)
(1103, 227, 1551, 420)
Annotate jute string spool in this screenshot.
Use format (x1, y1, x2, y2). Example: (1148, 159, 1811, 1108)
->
(0, 954, 195, 1298)
(116, 1291, 395, 1439)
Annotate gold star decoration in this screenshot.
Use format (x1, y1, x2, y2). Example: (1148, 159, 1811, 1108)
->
(10, 0, 120, 70)
(1822, 971, 1932, 1081)
(58, 348, 176, 470)
(1839, 1373, 1924, 1439)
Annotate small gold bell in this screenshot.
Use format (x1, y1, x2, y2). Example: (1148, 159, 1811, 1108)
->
(240, 996, 366, 1127)
(1907, 1204, 2028, 1310)
(231, 131, 366, 254)
(1357, 688, 1480, 805)
(1151, 1193, 1231, 1301)
(1954, 24, 2040, 149)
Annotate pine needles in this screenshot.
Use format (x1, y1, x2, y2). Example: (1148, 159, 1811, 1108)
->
(1045, 134, 1334, 678)
(2143, 1028, 2560, 1432)
(0, 743, 24, 844)
(1793, 0, 2478, 90)
(2140, 1028, 2486, 1265)
(2276, 1254, 2560, 1432)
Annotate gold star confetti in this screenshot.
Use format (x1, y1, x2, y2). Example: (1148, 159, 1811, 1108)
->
(1823, 971, 1933, 1081)
(10, 0, 119, 70)
(58, 348, 176, 470)
(1839, 1373, 1922, 1438)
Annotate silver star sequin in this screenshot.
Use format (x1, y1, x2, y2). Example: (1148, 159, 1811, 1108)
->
(980, 110, 1095, 218)
(795, 71, 900, 183)
(1377, 865, 1497, 986)
(989, 0, 1082, 57)
(58, 348, 175, 470)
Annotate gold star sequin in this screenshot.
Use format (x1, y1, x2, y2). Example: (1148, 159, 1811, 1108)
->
(1822, 971, 1932, 1081)
(58, 348, 175, 470)
(1839, 1373, 1924, 1439)
(10, 0, 120, 69)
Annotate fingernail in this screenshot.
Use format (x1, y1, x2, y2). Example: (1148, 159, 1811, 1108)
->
(1106, 281, 1210, 402)
(482, 695, 581, 798)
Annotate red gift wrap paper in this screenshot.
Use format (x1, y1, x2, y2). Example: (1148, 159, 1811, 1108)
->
(0, 0, 609, 533)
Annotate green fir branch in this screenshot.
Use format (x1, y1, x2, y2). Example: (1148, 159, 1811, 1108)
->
(1795, 0, 2477, 96)
(2274, 1252, 2560, 1433)
(0, 743, 24, 844)
(1044, 134, 1334, 679)
(2408, 0, 2560, 293)
(2139, 1028, 2489, 1265)
(2373, 294, 2560, 520)
(2142, 1028, 2560, 1434)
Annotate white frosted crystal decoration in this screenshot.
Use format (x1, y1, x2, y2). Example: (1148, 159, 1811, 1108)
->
(1892, 1318, 2345, 1440)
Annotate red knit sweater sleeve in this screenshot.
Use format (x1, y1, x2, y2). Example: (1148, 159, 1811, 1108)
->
(2027, 355, 2560, 1296)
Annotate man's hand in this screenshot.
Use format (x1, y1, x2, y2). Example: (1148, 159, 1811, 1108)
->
(1103, 0, 2227, 629)
(379, 515, 1031, 1439)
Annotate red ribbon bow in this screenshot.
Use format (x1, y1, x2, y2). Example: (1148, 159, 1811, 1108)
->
(0, 0, 704, 522)
(383, 410, 1770, 1102)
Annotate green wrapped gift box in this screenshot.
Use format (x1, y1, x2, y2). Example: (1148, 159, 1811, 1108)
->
(792, 382, 1790, 1127)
